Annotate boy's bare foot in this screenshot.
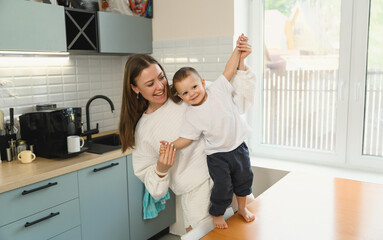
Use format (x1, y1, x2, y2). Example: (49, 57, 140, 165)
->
(238, 207, 255, 222)
(186, 225, 193, 232)
(213, 215, 228, 229)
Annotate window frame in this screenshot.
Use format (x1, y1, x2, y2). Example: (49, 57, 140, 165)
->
(247, 0, 377, 170)
(346, 0, 383, 171)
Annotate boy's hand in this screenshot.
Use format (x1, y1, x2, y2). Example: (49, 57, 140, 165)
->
(238, 34, 252, 61)
(156, 141, 176, 175)
(159, 141, 168, 155)
(237, 34, 252, 69)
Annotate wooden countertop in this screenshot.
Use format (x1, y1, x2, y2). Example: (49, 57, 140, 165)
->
(0, 131, 132, 194)
(202, 171, 383, 240)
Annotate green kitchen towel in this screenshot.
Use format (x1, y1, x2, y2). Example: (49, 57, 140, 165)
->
(143, 188, 170, 219)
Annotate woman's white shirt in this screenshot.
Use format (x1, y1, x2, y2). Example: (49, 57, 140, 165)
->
(133, 100, 209, 199)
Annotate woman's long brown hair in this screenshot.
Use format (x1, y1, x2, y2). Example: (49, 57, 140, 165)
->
(119, 54, 170, 152)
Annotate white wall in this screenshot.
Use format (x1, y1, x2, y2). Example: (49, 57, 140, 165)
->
(234, 0, 250, 40)
(152, 0, 234, 41)
(151, 0, 252, 82)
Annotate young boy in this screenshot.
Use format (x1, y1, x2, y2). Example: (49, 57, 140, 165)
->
(160, 34, 255, 229)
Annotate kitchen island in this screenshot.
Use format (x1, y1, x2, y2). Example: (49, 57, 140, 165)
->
(202, 172, 383, 240)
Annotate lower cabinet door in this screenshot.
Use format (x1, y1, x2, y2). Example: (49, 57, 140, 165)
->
(48, 226, 81, 240)
(0, 199, 80, 240)
(78, 157, 130, 240)
(126, 155, 176, 240)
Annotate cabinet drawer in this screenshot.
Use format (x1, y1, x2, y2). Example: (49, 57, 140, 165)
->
(0, 199, 80, 240)
(48, 226, 81, 240)
(0, 172, 78, 227)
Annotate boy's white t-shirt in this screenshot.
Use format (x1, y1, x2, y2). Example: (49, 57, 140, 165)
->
(179, 75, 250, 155)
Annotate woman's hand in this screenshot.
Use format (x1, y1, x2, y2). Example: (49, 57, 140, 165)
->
(237, 34, 252, 70)
(156, 141, 176, 176)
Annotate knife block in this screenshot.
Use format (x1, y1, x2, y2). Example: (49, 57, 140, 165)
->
(0, 134, 16, 161)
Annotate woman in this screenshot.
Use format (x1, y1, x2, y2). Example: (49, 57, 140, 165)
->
(119, 36, 255, 232)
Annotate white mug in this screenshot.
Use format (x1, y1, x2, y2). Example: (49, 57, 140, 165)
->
(67, 135, 85, 153)
(18, 150, 36, 164)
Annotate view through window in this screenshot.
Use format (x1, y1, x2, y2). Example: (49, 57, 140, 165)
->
(263, 0, 341, 152)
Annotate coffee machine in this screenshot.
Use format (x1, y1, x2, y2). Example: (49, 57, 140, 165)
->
(19, 107, 82, 158)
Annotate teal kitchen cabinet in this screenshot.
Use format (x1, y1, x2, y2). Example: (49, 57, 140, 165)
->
(0, 0, 151, 54)
(48, 226, 81, 240)
(126, 155, 176, 240)
(78, 157, 130, 240)
(0, 172, 80, 240)
(0, 200, 80, 240)
(0, 0, 66, 52)
(97, 12, 152, 54)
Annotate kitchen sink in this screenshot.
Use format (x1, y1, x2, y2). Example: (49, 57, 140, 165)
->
(92, 133, 121, 146)
(86, 133, 122, 154)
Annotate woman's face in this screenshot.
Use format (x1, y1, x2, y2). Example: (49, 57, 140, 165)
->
(131, 63, 168, 108)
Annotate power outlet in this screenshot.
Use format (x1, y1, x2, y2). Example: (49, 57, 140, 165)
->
(0, 80, 16, 97)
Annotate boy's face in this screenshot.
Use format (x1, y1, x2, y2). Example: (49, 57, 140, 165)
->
(175, 73, 207, 106)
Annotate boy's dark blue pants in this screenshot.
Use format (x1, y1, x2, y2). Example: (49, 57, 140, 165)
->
(207, 142, 254, 217)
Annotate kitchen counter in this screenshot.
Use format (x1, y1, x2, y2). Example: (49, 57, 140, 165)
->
(0, 131, 132, 194)
(0, 132, 176, 240)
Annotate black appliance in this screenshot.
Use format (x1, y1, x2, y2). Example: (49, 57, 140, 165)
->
(19, 108, 82, 158)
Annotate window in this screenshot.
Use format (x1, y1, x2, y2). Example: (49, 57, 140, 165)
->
(249, 0, 382, 171)
(347, 0, 383, 169)
(263, 0, 341, 152)
(362, 0, 383, 157)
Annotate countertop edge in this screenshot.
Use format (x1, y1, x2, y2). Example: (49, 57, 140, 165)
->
(0, 149, 133, 194)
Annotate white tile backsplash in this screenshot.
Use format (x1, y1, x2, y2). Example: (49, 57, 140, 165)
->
(33, 95, 48, 104)
(63, 84, 76, 92)
(49, 93, 63, 102)
(47, 76, 63, 85)
(62, 67, 76, 75)
(32, 76, 49, 85)
(0, 36, 234, 133)
(153, 36, 234, 82)
(0, 55, 125, 132)
(77, 74, 89, 83)
(63, 75, 76, 84)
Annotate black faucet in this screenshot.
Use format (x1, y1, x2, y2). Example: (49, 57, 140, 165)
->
(84, 95, 115, 142)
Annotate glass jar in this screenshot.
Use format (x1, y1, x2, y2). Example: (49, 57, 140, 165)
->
(17, 140, 27, 154)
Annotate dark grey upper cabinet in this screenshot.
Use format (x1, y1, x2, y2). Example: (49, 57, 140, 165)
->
(65, 8, 98, 53)
(97, 12, 152, 54)
(0, 0, 67, 52)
